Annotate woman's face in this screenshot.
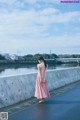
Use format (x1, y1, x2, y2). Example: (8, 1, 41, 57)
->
(38, 60, 43, 63)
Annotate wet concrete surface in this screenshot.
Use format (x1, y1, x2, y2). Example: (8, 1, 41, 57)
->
(1, 81, 80, 120)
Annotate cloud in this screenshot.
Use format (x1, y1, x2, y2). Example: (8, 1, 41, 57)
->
(0, 0, 59, 12)
(0, 34, 80, 55)
(0, 7, 80, 40)
(24, 0, 59, 4)
(39, 7, 59, 15)
(0, 0, 80, 54)
(0, 0, 59, 5)
(37, 10, 80, 24)
(0, 0, 15, 4)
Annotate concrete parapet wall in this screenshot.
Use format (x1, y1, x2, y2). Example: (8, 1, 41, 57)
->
(0, 67, 80, 108)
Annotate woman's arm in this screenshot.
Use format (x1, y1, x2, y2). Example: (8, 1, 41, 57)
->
(37, 64, 42, 82)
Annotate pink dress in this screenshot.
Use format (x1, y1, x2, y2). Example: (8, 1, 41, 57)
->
(35, 65, 50, 99)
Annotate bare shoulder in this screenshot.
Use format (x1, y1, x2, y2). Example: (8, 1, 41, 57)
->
(37, 64, 41, 68)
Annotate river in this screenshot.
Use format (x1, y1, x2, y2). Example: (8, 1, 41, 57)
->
(0, 63, 78, 77)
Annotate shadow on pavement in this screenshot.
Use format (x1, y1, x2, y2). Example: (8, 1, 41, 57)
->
(45, 100, 80, 104)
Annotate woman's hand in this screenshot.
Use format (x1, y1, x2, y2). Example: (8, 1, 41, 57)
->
(40, 78, 42, 83)
(40, 80, 46, 83)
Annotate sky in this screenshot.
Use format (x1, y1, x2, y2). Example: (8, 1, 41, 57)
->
(0, 0, 80, 55)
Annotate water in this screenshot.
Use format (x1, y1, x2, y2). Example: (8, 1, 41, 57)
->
(0, 63, 78, 77)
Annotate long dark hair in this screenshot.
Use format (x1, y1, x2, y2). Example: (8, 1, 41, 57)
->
(38, 56, 47, 68)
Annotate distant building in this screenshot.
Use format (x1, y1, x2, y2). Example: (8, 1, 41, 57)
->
(10, 54, 18, 60)
(10, 54, 24, 61)
(3, 53, 11, 60)
(3, 54, 24, 61)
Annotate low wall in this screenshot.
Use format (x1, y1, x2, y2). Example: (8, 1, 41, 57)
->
(0, 67, 80, 108)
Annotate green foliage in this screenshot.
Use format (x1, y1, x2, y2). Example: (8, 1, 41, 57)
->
(23, 54, 33, 61)
(0, 54, 5, 60)
(23, 53, 58, 61)
(34, 54, 42, 60)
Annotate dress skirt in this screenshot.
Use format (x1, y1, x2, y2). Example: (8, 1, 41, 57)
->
(35, 74, 50, 99)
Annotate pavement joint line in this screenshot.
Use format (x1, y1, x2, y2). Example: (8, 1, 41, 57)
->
(0, 98, 36, 111)
(9, 101, 39, 117)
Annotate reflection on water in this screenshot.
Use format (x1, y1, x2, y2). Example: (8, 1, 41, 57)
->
(0, 63, 78, 77)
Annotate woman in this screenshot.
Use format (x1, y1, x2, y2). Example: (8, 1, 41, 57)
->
(35, 56, 50, 103)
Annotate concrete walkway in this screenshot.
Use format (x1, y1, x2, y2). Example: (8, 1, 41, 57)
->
(1, 81, 80, 120)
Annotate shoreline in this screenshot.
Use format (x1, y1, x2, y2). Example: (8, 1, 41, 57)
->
(0, 60, 62, 65)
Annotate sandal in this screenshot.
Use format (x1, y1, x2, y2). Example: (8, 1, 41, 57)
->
(39, 99, 45, 103)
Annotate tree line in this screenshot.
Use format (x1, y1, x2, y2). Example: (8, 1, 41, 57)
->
(23, 53, 58, 61)
(0, 53, 80, 61)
